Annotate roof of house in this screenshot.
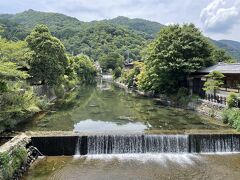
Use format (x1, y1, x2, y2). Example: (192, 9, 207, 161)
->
(198, 63, 240, 74)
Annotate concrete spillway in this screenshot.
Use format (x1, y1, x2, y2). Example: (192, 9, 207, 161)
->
(30, 134, 240, 156)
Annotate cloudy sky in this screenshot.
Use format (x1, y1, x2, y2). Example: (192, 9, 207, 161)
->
(0, 0, 240, 41)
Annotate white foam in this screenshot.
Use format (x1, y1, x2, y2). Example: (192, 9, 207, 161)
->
(80, 153, 200, 166)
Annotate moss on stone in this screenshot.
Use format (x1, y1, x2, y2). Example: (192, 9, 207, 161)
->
(0, 147, 28, 180)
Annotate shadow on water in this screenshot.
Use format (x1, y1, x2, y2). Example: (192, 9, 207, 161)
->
(16, 80, 233, 133)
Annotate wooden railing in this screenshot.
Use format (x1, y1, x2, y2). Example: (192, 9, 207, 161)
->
(204, 94, 240, 107)
(204, 94, 227, 105)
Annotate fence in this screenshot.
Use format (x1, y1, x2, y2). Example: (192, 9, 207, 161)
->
(204, 94, 227, 105)
(204, 93, 240, 108)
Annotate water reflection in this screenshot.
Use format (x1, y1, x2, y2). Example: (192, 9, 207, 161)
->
(17, 80, 233, 133)
(73, 119, 146, 134)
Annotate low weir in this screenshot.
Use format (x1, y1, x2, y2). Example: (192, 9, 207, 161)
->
(31, 134, 240, 156)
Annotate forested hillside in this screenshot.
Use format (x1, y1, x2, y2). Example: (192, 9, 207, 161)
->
(0, 9, 240, 61)
(108, 16, 163, 38)
(0, 10, 147, 61)
(212, 40, 240, 61)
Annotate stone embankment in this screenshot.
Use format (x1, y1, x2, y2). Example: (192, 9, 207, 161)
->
(0, 134, 39, 180)
(114, 81, 225, 120)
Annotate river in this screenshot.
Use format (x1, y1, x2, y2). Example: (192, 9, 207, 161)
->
(17, 80, 232, 134)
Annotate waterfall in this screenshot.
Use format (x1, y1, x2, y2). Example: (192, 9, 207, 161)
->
(189, 134, 240, 153)
(74, 137, 81, 158)
(77, 135, 189, 155)
(31, 134, 240, 156)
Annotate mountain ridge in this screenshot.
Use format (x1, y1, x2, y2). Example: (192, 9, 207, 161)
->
(0, 9, 239, 61)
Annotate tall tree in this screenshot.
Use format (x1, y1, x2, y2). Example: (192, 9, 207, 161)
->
(26, 24, 68, 86)
(139, 24, 215, 94)
(71, 55, 97, 83)
(99, 52, 124, 72)
(0, 36, 39, 133)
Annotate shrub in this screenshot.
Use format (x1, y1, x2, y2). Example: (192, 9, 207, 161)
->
(222, 108, 240, 130)
(0, 147, 27, 179)
(176, 87, 190, 105)
(54, 84, 65, 98)
(227, 92, 239, 108)
(113, 67, 122, 79)
(120, 61, 144, 88)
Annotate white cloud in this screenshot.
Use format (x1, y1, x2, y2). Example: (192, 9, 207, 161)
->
(1, 0, 240, 40)
(200, 0, 240, 33)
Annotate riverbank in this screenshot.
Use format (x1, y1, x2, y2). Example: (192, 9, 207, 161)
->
(114, 80, 225, 120)
(0, 85, 78, 136)
(8, 80, 230, 133)
(0, 134, 39, 180)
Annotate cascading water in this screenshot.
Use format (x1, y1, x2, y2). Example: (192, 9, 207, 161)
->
(73, 135, 189, 155)
(74, 137, 81, 158)
(189, 134, 240, 153)
(73, 134, 240, 156)
(87, 135, 189, 154)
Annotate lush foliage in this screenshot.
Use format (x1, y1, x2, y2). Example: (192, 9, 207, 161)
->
(109, 16, 163, 38)
(100, 52, 124, 72)
(222, 108, 240, 130)
(203, 71, 225, 95)
(0, 10, 147, 62)
(212, 39, 240, 61)
(67, 22, 146, 61)
(138, 24, 215, 94)
(121, 61, 144, 87)
(1, 10, 239, 62)
(71, 55, 97, 83)
(211, 49, 235, 63)
(0, 147, 27, 179)
(227, 92, 240, 108)
(0, 24, 97, 133)
(26, 24, 69, 86)
(0, 35, 41, 133)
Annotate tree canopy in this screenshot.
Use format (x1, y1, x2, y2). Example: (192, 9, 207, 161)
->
(71, 55, 97, 83)
(1, 10, 239, 62)
(26, 24, 68, 86)
(99, 52, 124, 72)
(138, 24, 217, 94)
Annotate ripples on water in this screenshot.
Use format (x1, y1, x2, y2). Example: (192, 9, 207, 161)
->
(17, 81, 233, 133)
(23, 153, 240, 180)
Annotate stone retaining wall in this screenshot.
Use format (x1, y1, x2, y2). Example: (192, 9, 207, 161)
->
(194, 100, 225, 120)
(0, 134, 30, 180)
(114, 81, 225, 120)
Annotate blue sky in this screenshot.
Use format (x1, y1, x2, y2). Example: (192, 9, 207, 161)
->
(1, 0, 240, 41)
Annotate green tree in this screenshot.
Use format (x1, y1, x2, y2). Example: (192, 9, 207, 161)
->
(72, 55, 97, 83)
(121, 61, 144, 87)
(203, 70, 225, 97)
(227, 92, 239, 108)
(211, 49, 235, 63)
(26, 24, 68, 86)
(139, 24, 214, 94)
(0, 36, 40, 133)
(99, 52, 124, 72)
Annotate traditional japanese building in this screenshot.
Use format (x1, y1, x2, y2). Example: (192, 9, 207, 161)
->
(189, 63, 240, 97)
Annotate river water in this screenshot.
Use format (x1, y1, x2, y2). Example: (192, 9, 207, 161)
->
(17, 80, 232, 134)
(23, 153, 240, 180)
(21, 80, 240, 180)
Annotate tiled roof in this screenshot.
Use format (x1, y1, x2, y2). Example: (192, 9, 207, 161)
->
(198, 63, 240, 74)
